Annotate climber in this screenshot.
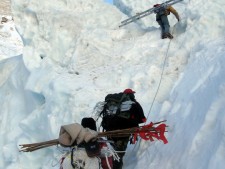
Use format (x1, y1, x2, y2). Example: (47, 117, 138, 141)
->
(154, 4, 180, 39)
(99, 89, 146, 169)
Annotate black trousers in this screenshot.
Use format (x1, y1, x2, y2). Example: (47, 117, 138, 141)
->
(111, 137, 130, 169)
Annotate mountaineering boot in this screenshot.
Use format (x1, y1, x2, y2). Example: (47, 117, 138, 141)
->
(166, 33, 173, 39)
(161, 33, 167, 39)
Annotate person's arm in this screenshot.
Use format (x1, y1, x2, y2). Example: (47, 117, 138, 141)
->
(168, 6, 180, 21)
(134, 101, 147, 123)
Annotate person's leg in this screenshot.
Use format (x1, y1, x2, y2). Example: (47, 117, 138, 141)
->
(161, 15, 170, 34)
(112, 137, 129, 169)
(157, 19, 165, 37)
(160, 15, 173, 39)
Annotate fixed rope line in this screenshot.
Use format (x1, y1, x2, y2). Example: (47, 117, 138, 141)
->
(127, 26, 175, 158)
(145, 15, 184, 120)
(146, 33, 173, 121)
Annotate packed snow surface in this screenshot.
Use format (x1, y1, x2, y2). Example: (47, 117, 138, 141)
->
(0, 0, 225, 169)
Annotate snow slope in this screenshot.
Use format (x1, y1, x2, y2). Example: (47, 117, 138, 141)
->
(124, 39, 225, 169)
(0, 0, 225, 169)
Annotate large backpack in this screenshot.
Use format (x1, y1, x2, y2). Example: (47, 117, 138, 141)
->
(101, 93, 133, 116)
(61, 147, 102, 169)
(100, 93, 136, 131)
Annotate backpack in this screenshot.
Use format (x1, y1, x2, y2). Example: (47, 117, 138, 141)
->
(61, 147, 102, 169)
(101, 93, 133, 116)
(84, 141, 101, 157)
(100, 93, 135, 131)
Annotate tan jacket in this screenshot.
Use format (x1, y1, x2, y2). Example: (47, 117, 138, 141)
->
(166, 6, 180, 21)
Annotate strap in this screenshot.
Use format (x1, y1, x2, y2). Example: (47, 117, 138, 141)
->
(71, 147, 76, 169)
(98, 157, 101, 169)
(115, 93, 129, 115)
(105, 154, 112, 169)
(60, 157, 65, 169)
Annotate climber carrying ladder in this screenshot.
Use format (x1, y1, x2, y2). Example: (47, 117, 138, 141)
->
(119, 0, 183, 39)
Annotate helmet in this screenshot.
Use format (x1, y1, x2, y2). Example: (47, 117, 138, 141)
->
(123, 88, 136, 94)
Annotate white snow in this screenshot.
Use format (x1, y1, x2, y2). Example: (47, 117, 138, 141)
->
(0, 16, 23, 60)
(0, 0, 225, 169)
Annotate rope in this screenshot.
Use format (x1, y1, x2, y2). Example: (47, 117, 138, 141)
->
(146, 32, 173, 121)
(108, 147, 120, 162)
(127, 24, 176, 159)
(145, 5, 186, 121)
(105, 154, 112, 169)
(145, 3, 185, 121)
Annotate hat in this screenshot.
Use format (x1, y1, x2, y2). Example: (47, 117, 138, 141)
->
(123, 88, 136, 94)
